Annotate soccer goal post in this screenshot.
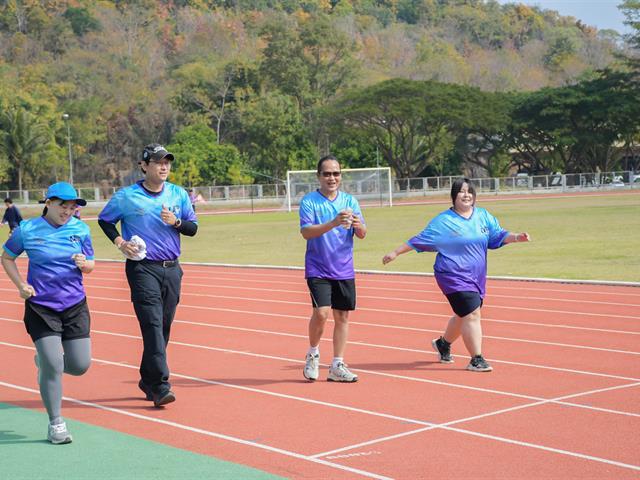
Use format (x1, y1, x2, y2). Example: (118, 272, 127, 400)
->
(286, 167, 393, 212)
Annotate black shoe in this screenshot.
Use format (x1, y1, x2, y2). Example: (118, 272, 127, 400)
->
(467, 355, 493, 372)
(153, 390, 176, 407)
(138, 380, 153, 401)
(431, 337, 454, 363)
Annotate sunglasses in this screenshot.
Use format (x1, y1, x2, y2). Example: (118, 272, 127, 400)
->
(321, 171, 341, 178)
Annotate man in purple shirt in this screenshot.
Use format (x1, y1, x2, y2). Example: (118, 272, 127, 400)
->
(299, 155, 367, 383)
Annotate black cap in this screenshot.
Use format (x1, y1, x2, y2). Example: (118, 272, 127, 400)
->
(142, 143, 174, 162)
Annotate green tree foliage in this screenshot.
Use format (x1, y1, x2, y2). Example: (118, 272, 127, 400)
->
(327, 79, 470, 179)
(167, 123, 246, 186)
(63, 7, 101, 37)
(237, 92, 316, 180)
(0, 0, 633, 188)
(0, 107, 51, 190)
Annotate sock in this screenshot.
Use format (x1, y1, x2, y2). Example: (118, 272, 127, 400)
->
(308, 346, 319, 357)
(440, 336, 451, 347)
(332, 357, 343, 369)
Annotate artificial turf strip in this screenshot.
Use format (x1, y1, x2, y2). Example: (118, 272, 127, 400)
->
(0, 402, 283, 480)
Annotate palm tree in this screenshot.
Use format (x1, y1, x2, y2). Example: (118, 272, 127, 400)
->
(0, 108, 50, 191)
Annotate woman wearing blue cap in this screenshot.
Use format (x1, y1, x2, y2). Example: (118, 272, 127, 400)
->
(1, 182, 95, 444)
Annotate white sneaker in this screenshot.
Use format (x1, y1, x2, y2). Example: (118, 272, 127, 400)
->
(303, 353, 319, 381)
(327, 362, 358, 383)
(48, 421, 72, 444)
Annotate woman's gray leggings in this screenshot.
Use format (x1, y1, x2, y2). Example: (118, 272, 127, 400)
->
(34, 336, 91, 422)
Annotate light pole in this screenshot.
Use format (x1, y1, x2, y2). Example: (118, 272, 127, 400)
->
(62, 113, 73, 184)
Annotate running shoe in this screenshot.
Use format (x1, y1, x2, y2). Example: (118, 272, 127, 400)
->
(153, 390, 176, 407)
(467, 355, 493, 372)
(138, 380, 153, 401)
(303, 353, 320, 381)
(48, 421, 72, 445)
(431, 337, 454, 363)
(327, 362, 358, 382)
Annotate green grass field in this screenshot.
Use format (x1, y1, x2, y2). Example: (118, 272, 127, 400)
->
(80, 192, 640, 283)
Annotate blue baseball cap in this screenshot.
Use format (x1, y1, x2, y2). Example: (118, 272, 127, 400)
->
(45, 182, 87, 206)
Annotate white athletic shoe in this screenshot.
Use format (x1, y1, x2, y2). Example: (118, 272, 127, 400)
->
(327, 362, 358, 383)
(303, 353, 319, 381)
(48, 421, 72, 445)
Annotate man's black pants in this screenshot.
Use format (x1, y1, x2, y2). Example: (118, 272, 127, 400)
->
(125, 259, 182, 396)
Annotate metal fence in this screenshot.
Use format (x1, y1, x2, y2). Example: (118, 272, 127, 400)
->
(2, 171, 638, 207)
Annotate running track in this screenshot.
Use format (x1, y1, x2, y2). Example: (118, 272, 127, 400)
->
(0, 260, 639, 479)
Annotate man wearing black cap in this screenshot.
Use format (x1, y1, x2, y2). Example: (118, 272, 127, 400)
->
(98, 143, 198, 407)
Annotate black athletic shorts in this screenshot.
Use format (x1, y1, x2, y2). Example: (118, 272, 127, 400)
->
(24, 297, 91, 342)
(306, 278, 356, 311)
(445, 291, 483, 318)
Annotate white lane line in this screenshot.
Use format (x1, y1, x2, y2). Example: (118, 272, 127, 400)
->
(21, 281, 640, 336)
(0, 379, 392, 480)
(78, 295, 640, 354)
(311, 382, 640, 462)
(1, 301, 639, 382)
(72, 270, 640, 297)
(6, 263, 638, 297)
(2, 317, 639, 417)
(1, 344, 638, 474)
(78, 278, 640, 308)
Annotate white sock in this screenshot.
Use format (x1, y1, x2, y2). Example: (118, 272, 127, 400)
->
(308, 346, 319, 356)
(332, 357, 343, 369)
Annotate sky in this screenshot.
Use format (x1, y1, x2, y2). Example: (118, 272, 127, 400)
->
(498, 0, 631, 34)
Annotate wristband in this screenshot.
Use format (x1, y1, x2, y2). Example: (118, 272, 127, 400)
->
(174, 218, 182, 228)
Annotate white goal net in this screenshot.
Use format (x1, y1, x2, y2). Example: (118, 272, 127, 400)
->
(286, 167, 393, 212)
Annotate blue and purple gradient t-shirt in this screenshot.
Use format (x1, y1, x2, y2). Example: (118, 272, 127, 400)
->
(299, 190, 364, 280)
(3, 216, 94, 311)
(407, 207, 509, 298)
(98, 181, 197, 261)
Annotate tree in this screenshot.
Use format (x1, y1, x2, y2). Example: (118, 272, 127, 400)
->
(167, 122, 246, 186)
(0, 107, 50, 191)
(326, 79, 467, 179)
(237, 92, 316, 180)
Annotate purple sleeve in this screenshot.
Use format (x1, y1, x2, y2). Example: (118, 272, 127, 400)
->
(98, 191, 123, 224)
(299, 197, 314, 228)
(407, 223, 437, 252)
(3, 226, 24, 257)
(81, 233, 95, 260)
(486, 212, 509, 249)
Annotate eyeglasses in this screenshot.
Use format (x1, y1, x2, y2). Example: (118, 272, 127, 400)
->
(321, 171, 341, 178)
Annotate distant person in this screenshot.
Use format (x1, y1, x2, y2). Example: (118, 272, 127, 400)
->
(2, 198, 23, 235)
(98, 143, 197, 407)
(1, 182, 94, 444)
(187, 189, 197, 212)
(382, 178, 530, 372)
(300, 155, 367, 383)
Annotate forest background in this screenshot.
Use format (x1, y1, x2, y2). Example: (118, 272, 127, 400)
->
(1, 0, 639, 192)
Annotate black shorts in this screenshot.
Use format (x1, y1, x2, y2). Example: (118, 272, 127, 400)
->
(307, 278, 356, 311)
(24, 297, 91, 342)
(445, 291, 483, 317)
